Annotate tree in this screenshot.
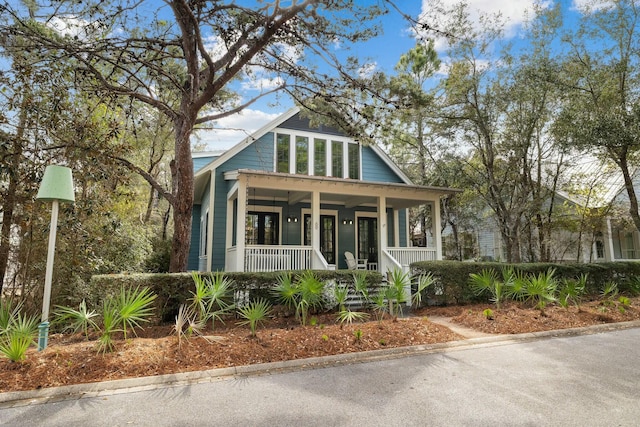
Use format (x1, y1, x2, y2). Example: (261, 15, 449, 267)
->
(2, 0, 386, 271)
(552, 0, 640, 235)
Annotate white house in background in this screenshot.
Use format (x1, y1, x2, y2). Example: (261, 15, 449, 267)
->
(447, 158, 640, 263)
(188, 108, 459, 273)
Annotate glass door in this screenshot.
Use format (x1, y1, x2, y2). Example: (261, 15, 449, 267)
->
(358, 217, 378, 265)
(304, 214, 336, 264)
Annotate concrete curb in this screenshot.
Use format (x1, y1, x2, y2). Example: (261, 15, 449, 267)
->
(2, 320, 639, 408)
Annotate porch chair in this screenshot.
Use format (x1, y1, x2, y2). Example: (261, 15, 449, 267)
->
(344, 251, 367, 270)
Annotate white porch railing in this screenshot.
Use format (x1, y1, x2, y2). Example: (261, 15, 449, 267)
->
(245, 245, 312, 272)
(386, 247, 437, 268)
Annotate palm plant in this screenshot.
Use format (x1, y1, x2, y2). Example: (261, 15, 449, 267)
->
(386, 268, 410, 319)
(469, 269, 506, 309)
(237, 298, 272, 337)
(189, 272, 235, 330)
(524, 269, 557, 311)
(0, 299, 22, 336)
(333, 283, 350, 311)
(117, 286, 157, 339)
(412, 272, 435, 308)
(97, 299, 122, 354)
(353, 271, 369, 305)
(272, 272, 298, 314)
(336, 308, 369, 326)
(54, 300, 99, 339)
(371, 290, 388, 323)
(558, 274, 587, 309)
(0, 310, 39, 362)
(296, 271, 325, 326)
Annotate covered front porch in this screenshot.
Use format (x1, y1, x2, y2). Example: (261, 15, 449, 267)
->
(202, 169, 456, 273)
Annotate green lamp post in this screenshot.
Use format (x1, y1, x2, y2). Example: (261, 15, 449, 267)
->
(35, 165, 75, 351)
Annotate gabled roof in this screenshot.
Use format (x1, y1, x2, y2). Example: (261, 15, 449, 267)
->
(193, 107, 416, 200)
(194, 107, 301, 179)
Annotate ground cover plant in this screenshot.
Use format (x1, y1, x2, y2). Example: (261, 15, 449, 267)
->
(1, 269, 640, 393)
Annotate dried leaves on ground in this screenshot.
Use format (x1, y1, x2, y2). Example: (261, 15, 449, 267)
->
(2, 297, 639, 394)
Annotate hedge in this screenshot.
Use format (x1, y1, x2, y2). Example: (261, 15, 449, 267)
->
(88, 270, 383, 323)
(411, 261, 640, 305)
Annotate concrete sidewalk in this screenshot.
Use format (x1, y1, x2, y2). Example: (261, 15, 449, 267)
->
(2, 319, 639, 409)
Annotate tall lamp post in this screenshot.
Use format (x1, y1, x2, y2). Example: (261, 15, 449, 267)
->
(36, 165, 75, 351)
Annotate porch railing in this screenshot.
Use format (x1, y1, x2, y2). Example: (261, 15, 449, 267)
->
(386, 247, 437, 268)
(245, 245, 312, 272)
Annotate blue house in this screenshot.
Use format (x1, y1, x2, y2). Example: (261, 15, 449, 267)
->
(189, 108, 457, 273)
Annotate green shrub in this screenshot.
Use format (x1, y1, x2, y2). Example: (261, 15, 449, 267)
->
(237, 298, 272, 336)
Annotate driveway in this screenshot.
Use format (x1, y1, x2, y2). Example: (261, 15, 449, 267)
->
(1, 326, 639, 426)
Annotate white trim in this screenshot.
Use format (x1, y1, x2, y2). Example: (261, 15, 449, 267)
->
(301, 208, 339, 264)
(206, 172, 215, 271)
(393, 209, 400, 247)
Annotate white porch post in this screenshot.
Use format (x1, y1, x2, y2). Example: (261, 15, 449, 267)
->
(434, 198, 442, 260)
(206, 172, 215, 272)
(378, 196, 388, 273)
(393, 209, 399, 247)
(236, 177, 247, 272)
(606, 218, 616, 261)
(225, 192, 235, 271)
(311, 190, 320, 269)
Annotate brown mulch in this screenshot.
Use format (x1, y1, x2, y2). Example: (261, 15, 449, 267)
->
(2, 297, 640, 394)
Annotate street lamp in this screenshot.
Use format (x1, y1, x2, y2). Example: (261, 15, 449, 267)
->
(35, 165, 75, 351)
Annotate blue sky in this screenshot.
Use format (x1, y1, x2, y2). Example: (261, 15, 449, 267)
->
(195, 0, 585, 151)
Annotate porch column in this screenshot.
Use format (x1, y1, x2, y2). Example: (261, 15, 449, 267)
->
(225, 191, 235, 271)
(606, 218, 615, 261)
(377, 196, 388, 273)
(311, 190, 320, 269)
(235, 177, 247, 272)
(433, 198, 442, 260)
(206, 172, 216, 272)
(393, 209, 399, 247)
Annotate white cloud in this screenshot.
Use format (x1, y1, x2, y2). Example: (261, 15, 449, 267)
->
(419, 0, 544, 50)
(358, 62, 378, 79)
(241, 75, 286, 91)
(192, 109, 282, 150)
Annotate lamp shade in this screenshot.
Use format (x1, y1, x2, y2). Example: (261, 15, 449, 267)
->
(36, 165, 75, 203)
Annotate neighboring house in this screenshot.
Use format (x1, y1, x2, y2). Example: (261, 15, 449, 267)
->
(189, 108, 458, 273)
(446, 158, 640, 263)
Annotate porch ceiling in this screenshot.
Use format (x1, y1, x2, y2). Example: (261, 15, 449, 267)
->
(225, 169, 460, 209)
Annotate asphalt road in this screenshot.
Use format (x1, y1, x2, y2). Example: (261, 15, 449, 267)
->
(1, 327, 639, 427)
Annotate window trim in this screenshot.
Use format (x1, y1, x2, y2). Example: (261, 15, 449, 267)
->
(273, 129, 358, 179)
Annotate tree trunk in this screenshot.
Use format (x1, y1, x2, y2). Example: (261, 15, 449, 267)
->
(168, 118, 194, 272)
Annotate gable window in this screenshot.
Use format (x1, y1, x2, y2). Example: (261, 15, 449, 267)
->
(348, 143, 359, 179)
(276, 134, 290, 173)
(314, 138, 326, 176)
(296, 136, 309, 174)
(246, 212, 279, 245)
(332, 140, 343, 178)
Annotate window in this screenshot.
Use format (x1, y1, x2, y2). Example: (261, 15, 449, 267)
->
(314, 138, 326, 176)
(296, 136, 309, 174)
(348, 143, 359, 179)
(246, 212, 279, 245)
(275, 132, 356, 179)
(276, 134, 290, 173)
(332, 140, 343, 178)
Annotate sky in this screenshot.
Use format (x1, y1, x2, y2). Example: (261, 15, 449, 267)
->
(195, 0, 584, 151)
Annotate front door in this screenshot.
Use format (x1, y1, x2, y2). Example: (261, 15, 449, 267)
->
(358, 217, 378, 266)
(304, 214, 336, 264)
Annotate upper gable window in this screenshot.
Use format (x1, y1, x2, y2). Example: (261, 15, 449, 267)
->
(275, 131, 359, 179)
(314, 139, 326, 176)
(348, 143, 359, 179)
(296, 136, 309, 174)
(276, 134, 290, 174)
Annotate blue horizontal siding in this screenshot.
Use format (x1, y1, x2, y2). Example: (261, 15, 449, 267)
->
(361, 146, 404, 183)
